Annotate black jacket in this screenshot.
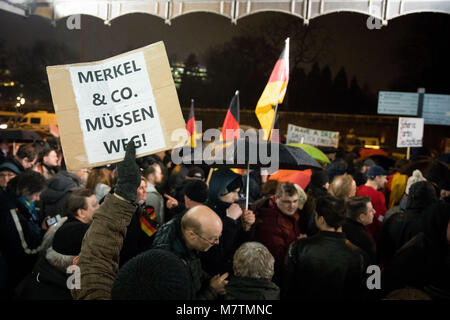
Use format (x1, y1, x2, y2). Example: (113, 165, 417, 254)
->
(0, 191, 44, 290)
(202, 169, 254, 275)
(14, 256, 72, 300)
(343, 218, 377, 264)
(152, 217, 217, 300)
(282, 231, 368, 300)
(224, 276, 280, 300)
(382, 201, 450, 299)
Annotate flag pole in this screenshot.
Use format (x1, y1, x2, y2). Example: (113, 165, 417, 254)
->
(245, 162, 250, 211)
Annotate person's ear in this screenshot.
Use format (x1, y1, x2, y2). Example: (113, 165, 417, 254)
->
(77, 208, 84, 219)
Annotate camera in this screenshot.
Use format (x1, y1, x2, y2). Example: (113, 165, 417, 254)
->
(45, 214, 61, 228)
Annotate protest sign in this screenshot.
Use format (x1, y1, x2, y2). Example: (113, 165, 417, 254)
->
(396, 117, 424, 148)
(47, 41, 186, 170)
(286, 124, 339, 148)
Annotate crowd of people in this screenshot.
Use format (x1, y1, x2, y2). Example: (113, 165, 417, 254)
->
(0, 138, 449, 300)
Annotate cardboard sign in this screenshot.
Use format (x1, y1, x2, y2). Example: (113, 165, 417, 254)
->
(397, 117, 424, 148)
(47, 42, 186, 170)
(286, 124, 339, 148)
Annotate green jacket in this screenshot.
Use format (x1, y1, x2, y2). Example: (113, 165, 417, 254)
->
(72, 194, 136, 300)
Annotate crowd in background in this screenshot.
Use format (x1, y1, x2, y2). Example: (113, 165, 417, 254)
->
(0, 137, 449, 300)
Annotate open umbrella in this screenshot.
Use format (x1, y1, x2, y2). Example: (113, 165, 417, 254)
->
(173, 139, 322, 210)
(287, 143, 330, 164)
(269, 169, 312, 189)
(0, 128, 43, 142)
(359, 148, 388, 159)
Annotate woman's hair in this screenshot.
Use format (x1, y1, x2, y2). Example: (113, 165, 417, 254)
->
(86, 168, 112, 190)
(328, 174, 355, 199)
(233, 242, 274, 280)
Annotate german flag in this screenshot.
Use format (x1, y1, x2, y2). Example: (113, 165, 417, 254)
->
(255, 38, 290, 140)
(186, 99, 196, 147)
(140, 206, 158, 237)
(221, 91, 241, 141)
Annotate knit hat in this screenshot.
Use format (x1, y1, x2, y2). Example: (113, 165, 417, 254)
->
(184, 179, 208, 203)
(111, 249, 192, 300)
(367, 165, 388, 180)
(52, 221, 89, 256)
(0, 162, 20, 175)
(363, 159, 376, 168)
(187, 167, 205, 180)
(405, 170, 426, 195)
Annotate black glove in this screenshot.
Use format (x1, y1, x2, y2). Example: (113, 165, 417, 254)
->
(114, 141, 141, 203)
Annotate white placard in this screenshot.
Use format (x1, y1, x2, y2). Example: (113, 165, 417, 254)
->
(69, 51, 166, 164)
(286, 124, 339, 148)
(397, 117, 424, 148)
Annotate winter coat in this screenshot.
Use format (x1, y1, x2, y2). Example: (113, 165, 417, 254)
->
(202, 169, 254, 275)
(72, 194, 137, 300)
(224, 276, 280, 300)
(343, 218, 377, 264)
(382, 201, 450, 299)
(145, 183, 164, 224)
(255, 198, 300, 284)
(0, 191, 45, 290)
(14, 256, 72, 300)
(152, 216, 217, 300)
(282, 231, 368, 300)
(39, 170, 81, 218)
(377, 182, 438, 266)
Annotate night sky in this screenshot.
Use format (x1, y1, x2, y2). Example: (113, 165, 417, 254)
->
(0, 9, 448, 95)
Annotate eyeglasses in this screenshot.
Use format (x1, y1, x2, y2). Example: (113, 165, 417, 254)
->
(193, 231, 220, 246)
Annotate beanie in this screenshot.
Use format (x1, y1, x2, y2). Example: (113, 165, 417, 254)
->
(184, 180, 208, 203)
(0, 162, 20, 175)
(405, 170, 426, 195)
(111, 249, 192, 300)
(310, 170, 329, 188)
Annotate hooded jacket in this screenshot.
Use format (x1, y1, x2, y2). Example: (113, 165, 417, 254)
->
(39, 171, 81, 218)
(202, 169, 254, 275)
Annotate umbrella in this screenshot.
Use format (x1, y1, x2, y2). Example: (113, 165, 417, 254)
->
(359, 148, 388, 159)
(287, 143, 330, 164)
(173, 139, 322, 210)
(174, 139, 322, 171)
(269, 169, 312, 190)
(0, 128, 43, 142)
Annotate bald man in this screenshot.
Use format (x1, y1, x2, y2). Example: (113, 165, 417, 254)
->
(152, 205, 228, 299)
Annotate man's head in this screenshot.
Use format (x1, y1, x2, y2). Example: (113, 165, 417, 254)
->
(275, 182, 299, 216)
(362, 159, 376, 173)
(67, 188, 99, 224)
(233, 242, 275, 281)
(367, 165, 388, 189)
(143, 162, 163, 185)
(0, 162, 20, 189)
(346, 196, 374, 226)
(315, 195, 346, 231)
(181, 205, 223, 252)
(183, 179, 208, 209)
(15, 144, 37, 169)
(328, 174, 356, 199)
(40, 147, 59, 167)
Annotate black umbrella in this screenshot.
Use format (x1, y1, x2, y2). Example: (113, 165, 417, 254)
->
(0, 128, 43, 142)
(174, 138, 322, 171)
(173, 138, 322, 210)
